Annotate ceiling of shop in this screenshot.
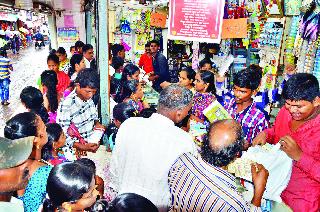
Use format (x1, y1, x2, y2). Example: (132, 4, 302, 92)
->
(11, 0, 83, 11)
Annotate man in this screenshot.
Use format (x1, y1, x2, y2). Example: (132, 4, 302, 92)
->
(138, 42, 154, 75)
(0, 136, 34, 211)
(110, 85, 197, 211)
(0, 50, 13, 106)
(57, 68, 104, 161)
(82, 44, 96, 70)
(149, 39, 170, 92)
(74, 40, 84, 54)
(253, 73, 320, 211)
(111, 43, 125, 60)
(224, 67, 269, 146)
(169, 119, 269, 211)
(69, 45, 75, 57)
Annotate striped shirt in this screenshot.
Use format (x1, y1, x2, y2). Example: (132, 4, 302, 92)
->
(56, 90, 98, 161)
(168, 153, 261, 212)
(224, 98, 269, 144)
(0, 56, 12, 79)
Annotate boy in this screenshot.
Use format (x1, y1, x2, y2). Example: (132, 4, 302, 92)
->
(0, 50, 13, 105)
(224, 67, 269, 145)
(253, 73, 320, 211)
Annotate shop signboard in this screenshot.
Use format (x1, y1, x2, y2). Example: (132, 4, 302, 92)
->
(168, 0, 225, 43)
(221, 18, 248, 39)
(57, 27, 79, 43)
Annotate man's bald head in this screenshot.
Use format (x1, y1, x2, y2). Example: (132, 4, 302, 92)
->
(200, 119, 244, 167)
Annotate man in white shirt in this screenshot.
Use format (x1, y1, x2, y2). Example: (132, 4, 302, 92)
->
(83, 44, 96, 70)
(110, 84, 197, 212)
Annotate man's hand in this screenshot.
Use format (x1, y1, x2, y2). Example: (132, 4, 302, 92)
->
(252, 131, 267, 146)
(251, 163, 269, 207)
(94, 121, 106, 130)
(86, 143, 99, 153)
(160, 81, 171, 88)
(279, 136, 302, 161)
(148, 74, 159, 82)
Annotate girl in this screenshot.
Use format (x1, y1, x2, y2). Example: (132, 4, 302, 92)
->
(161, 67, 196, 93)
(69, 53, 86, 81)
(121, 79, 149, 112)
(191, 70, 216, 124)
(20, 86, 49, 123)
(43, 161, 99, 212)
(42, 123, 67, 166)
(47, 53, 70, 95)
(112, 63, 140, 103)
(41, 70, 60, 123)
(106, 102, 138, 150)
(4, 112, 52, 212)
(56, 47, 70, 74)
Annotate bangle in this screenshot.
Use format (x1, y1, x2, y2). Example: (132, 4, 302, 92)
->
(141, 97, 145, 102)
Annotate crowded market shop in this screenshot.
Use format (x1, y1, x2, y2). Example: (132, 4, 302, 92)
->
(105, 0, 320, 114)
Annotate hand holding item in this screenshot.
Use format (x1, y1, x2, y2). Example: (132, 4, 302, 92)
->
(251, 163, 269, 207)
(279, 135, 302, 161)
(252, 131, 267, 146)
(87, 143, 99, 153)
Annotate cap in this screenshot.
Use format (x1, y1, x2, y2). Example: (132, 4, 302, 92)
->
(0, 136, 34, 169)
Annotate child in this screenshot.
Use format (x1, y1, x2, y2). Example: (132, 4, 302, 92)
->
(0, 49, 13, 105)
(121, 79, 150, 112)
(42, 123, 67, 165)
(106, 102, 138, 150)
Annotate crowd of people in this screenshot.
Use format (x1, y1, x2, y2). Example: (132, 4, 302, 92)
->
(0, 38, 319, 212)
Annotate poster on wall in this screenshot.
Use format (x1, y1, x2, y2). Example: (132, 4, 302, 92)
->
(221, 18, 248, 39)
(57, 27, 79, 43)
(168, 0, 225, 43)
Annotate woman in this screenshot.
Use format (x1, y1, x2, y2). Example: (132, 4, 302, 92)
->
(121, 79, 149, 112)
(4, 112, 52, 212)
(69, 53, 86, 81)
(43, 161, 99, 212)
(191, 70, 216, 124)
(41, 70, 61, 123)
(20, 86, 49, 123)
(160, 67, 196, 93)
(56, 47, 71, 74)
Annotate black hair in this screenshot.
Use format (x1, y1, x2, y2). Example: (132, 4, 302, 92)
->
(107, 193, 158, 212)
(4, 112, 38, 139)
(119, 79, 139, 102)
(113, 102, 137, 122)
(200, 120, 244, 167)
(233, 66, 262, 90)
(111, 44, 124, 57)
(121, 64, 140, 82)
(49, 49, 57, 55)
(41, 70, 59, 113)
(69, 54, 84, 77)
(82, 44, 93, 53)
(145, 42, 151, 48)
(74, 158, 96, 174)
(198, 70, 216, 94)
(139, 107, 157, 118)
(70, 46, 75, 52)
(150, 39, 160, 47)
(111, 56, 124, 71)
(0, 49, 7, 57)
(75, 40, 85, 49)
(43, 162, 95, 212)
(56, 47, 66, 55)
(282, 73, 319, 102)
(42, 123, 63, 161)
(180, 66, 196, 81)
(75, 68, 100, 89)
(47, 53, 60, 65)
(199, 59, 212, 69)
(20, 86, 49, 123)
(91, 199, 109, 212)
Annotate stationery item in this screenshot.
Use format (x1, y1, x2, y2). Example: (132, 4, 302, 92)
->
(87, 126, 105, 144)
(203, 100, 232, 123)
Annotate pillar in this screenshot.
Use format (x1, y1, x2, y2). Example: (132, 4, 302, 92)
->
(47, 13, 58, 50)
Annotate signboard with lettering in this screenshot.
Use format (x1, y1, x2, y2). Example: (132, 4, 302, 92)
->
(221, 18, 248, 39)
(150, 12, 167, 28)
(168, 0, 225, 43)
(57, 27, 79, 43)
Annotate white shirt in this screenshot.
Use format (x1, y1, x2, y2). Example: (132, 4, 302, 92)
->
(84, 57, 91, 68)
(110, 113, 197, 211)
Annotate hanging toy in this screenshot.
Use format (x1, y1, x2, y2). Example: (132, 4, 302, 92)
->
(121, 38, 131, 52)
(300, 0, 320, 41)
(120, 19, 131, 34)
